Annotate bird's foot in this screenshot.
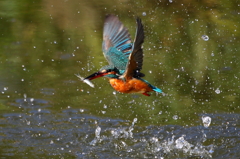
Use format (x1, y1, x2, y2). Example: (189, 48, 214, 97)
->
(142, 92, 150, 96)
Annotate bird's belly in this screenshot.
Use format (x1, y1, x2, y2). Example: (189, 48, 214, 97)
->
(109, 78, 152, 93)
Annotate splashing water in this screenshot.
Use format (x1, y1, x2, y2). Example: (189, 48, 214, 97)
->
(90, 126, 102, 145)
(128, 118, 137, 138)
(175, 136, 193, 152)
(95, 126, 101, 139)
(110, 118, 138, 139)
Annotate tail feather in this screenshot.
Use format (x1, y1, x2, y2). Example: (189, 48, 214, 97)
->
(152, 86, 162, 93)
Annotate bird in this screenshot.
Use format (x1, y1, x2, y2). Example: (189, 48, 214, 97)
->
(82, 15, 162, 96)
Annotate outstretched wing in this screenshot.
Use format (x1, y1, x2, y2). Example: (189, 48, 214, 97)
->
(102, 15, 133, 71)
(122, 17, 144, 79)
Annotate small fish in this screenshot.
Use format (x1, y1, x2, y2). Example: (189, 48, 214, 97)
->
(75, 74, 95, 88)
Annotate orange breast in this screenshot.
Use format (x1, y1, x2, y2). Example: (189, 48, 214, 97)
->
(109, 78, 153, 94)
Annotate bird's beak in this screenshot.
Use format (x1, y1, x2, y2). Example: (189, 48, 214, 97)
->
(85, 70, 117, 80)
(84, 71, 108, 80)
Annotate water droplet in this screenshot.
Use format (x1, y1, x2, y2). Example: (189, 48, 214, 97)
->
(95, 126, 101, 138)
(24, 93, 27, 100)
(133, 118, 137, 123)
(30, 98, 34, 102)
(33, 46, 36, 48)
(142, 12, 146, 16)
(215, 88, 220, 94)
(150, 137, 158, 143)
(169, 0, 173, 3)
(79, 109, 84, 112)
(201, 35, 209, 41)
(202, 116, 211, 128)
(173, 115, 178, 120)
(26, 121, 30, 125)
(195, 80, 199, 85)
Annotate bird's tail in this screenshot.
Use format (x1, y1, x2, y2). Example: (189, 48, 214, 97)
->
(151, 85, 162, 93)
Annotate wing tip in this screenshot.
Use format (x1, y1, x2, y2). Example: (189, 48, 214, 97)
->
(105, 14, 119, 22)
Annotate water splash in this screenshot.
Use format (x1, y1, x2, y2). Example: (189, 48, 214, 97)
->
(90, 126, 102, 146)
(95, 126, 101, 139)
(128, 118, 137, 138)
(146, 135, 214, 158)
(110, 118, 137, 139)
(175, 136, 193, 151)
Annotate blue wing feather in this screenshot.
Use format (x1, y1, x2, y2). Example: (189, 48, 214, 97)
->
(102, 15, 133, 71)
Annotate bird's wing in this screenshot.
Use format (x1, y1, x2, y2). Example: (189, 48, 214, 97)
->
(102, 15, 132, 70)
(122, 17, 144, 79)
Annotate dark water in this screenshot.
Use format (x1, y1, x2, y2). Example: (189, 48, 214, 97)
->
(0, 0, 240, 158)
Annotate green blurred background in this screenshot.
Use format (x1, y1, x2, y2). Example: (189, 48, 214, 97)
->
(0, 0, 239, 126)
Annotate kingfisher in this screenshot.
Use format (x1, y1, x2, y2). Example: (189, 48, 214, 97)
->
(81, 15, 162, 96)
